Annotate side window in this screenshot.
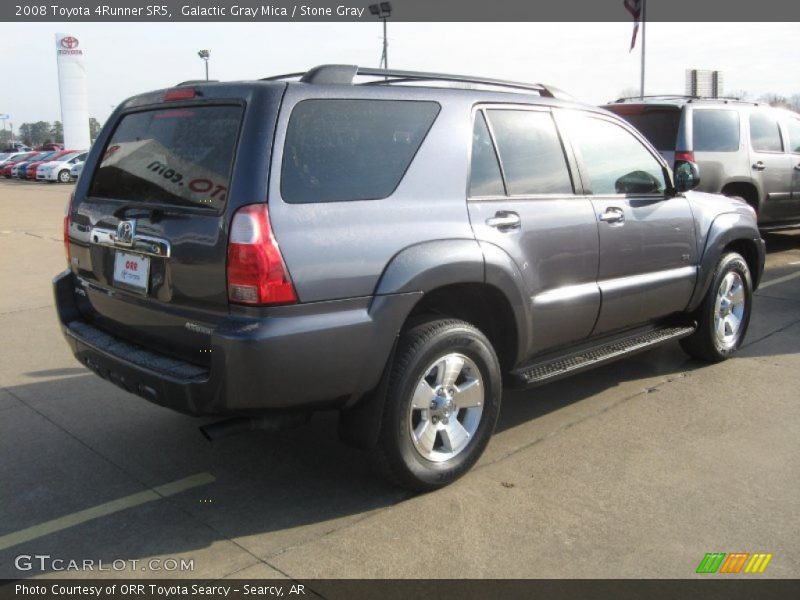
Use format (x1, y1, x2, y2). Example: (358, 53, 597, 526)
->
(281, 99, 440, 203)
(485, 109, 573, 195)
(566, 115, 666, 195)
(469, 112, 505, 196)
(693, 109, 740, 152)
(785, 119, 800, 154)
(749, 112, 783, 153)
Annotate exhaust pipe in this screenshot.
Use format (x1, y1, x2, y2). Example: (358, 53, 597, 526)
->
(200, 412, 310, 441)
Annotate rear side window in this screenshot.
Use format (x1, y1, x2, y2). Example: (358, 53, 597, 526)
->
(90, 105, 242, 211)
(749, 112, 783, 152)
(786, 119, 800, 154)
(469, 112, 505, 196)
(281, 99, 440, 203)
(486, 109, 573, 195)
(693, 110, 740, 152)
(611, 107, 680, 150)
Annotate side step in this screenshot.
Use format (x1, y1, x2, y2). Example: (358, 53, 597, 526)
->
(513, 325, 696, 386)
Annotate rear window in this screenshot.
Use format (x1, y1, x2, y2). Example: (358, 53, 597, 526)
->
(281, 99, 440, 203)
(693, 109, 740, 152)
(610, 107, 680, 150)
(90, 105, 242, 210)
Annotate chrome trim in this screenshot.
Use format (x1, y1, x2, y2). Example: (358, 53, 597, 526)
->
(89, 226, 171, 258)
(533, 282, 599, 307)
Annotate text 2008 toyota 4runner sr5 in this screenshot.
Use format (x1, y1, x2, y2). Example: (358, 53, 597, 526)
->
(55, 65, 765, 490)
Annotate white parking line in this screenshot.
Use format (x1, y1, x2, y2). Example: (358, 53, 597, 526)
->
(759, 271, 800, 289)
(0, 472, 215, 551)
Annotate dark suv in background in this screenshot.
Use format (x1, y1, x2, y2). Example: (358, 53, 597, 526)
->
(606, 96, 800, 230)
(55, 65, 765, 490)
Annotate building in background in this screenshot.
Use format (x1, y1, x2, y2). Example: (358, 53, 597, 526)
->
(685, 69, 724, 98)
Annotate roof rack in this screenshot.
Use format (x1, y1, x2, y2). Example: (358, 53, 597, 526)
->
(261, 64, 573, 100)
(612, 94, 756, 105)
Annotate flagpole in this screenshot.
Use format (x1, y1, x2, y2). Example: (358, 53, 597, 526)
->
(640, 0, 646, 99)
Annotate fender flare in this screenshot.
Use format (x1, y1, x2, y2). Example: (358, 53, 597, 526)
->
(687, 212, 764, 312)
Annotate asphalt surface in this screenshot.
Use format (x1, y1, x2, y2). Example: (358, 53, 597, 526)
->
(0, 179, 798, 579)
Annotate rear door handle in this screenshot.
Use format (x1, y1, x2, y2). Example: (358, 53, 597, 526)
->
(752, 161, 767, 171)
(486, 211, 521, 230)
(599, 207, 625, 224)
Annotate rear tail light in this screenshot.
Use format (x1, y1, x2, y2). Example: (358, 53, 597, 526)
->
(675, 151, 695, 163)
(227, 204, 297, 305)
(64, 192, 74, 263)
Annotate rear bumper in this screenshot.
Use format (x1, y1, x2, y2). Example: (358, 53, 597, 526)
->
(54, 270, 418, 416)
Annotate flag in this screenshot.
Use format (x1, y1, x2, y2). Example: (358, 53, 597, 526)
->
(624, 0, 642, 51)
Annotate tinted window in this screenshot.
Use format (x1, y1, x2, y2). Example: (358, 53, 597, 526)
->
(486, 110, 572, 195)
(749, 112, 783, 152)
(281, 100, 439, 203)
(611, 107, 680, 150)
(566, 115, 666, 195)
(469, 112, 505, 196)
(784, 118, 800, 154)
(90, 106, 242, 210)
(693, 109, 740, 152)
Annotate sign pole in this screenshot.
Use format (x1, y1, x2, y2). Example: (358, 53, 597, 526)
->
(640, 0, 646, 99)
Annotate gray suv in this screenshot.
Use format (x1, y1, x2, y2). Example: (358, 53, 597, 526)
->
(54, 65, 765, 490)
(605, 96, 800, 230)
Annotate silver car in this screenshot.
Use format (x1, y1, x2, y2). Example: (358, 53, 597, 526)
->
(606, 97, 800, 230)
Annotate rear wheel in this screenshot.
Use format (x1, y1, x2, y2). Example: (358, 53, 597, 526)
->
(680, 252, 752, 362)
(375, 319, 501, 491)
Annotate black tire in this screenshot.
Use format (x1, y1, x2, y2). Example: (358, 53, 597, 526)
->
(375, 319, 502, 492)
(680, 252, 752, 362)
(58, 170, 71, 183)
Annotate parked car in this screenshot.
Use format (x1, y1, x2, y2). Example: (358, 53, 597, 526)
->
(0, 151, 28, 167)
(26, 149, 75, 180)
(605, 96, 800, 230)
(2, 142, 31, 152)
(13, 151, 56, 179)
(55, 66, 764, 490)
(37, 151, 88, 183)
(37, 142, 64, 152)
(69, 161, 85, 182)
(1, 152, 37, 177)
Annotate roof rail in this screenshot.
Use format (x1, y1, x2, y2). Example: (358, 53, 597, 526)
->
(260, 64, 573, 100)
(612, 94, 753, 104)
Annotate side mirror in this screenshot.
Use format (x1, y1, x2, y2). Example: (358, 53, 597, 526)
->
(674, 161, 700, 193)
(614, 170, 664, 194)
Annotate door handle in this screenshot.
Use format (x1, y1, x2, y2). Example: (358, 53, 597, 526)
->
(599, 207, 625, 224)
(794, 163, 800, 171)
(486, 211, 521, 230)
(752, 161, 767, 171)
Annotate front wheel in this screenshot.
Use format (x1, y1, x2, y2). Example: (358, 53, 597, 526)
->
(375, 319, 502, 492)
(680, 252, 752, 362)
(58, 170, 71, 183)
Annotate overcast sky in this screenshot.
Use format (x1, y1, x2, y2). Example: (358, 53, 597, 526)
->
(0, 21, 797, 129)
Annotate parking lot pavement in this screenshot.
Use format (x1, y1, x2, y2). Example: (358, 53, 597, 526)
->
(1, 179, 798, 579)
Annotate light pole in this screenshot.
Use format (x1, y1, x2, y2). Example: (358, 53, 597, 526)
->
(198, 49, 210, 81)
(368, 3, 392, 70)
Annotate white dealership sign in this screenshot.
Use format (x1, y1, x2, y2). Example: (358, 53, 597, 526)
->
(55, 33, 91, 150)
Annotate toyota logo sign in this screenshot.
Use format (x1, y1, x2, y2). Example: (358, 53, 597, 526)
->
(60, 36, 79, 49)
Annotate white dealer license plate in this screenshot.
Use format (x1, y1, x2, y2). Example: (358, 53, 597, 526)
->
(113, 251, 150, 293)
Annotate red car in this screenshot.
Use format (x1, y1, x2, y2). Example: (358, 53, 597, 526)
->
(1, 152, 37, 178)
(25, 150, 74, 180)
